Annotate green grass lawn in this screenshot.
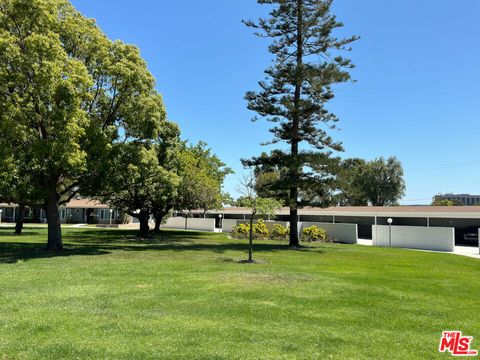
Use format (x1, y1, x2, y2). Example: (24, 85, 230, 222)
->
(0, 227, 478, 359)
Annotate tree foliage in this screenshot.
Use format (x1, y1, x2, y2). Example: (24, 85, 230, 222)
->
(336, 157, 406, 206)
(243, 0, 358, 246)
(94, 141, 179, 238)
(238, 171, 284, 262)
(0, 0, 167, 249)
(90, 130, 231, 237)
(0, 143, 43, 234)
(175, 142, 233, 213)
(431, 198, 463, 207)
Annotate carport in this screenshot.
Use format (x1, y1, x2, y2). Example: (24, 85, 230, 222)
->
(210, 205, 480, 248)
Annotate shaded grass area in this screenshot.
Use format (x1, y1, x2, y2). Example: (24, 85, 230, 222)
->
(0, 227, 479, 359)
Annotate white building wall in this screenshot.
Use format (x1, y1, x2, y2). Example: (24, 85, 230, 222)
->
(299, 222, 358, 244)
(372, 225, 454, 252)
(162, 217, 216, 232)
(222, 219, 238, 233)
(186, 218, 216, 232)
(162, 217, 186, 230)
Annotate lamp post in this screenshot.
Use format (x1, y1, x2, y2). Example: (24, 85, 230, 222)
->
(0, 209, 2, 224)
(109, 209, 113, 225)
(387, 218, 393, 247)
(219, 214, 223, 231)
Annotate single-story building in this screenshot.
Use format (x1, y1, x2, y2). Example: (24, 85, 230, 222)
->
(3, 200, 480, 247)
(180, 206, 480, 246)
(0, 199, 123, 225)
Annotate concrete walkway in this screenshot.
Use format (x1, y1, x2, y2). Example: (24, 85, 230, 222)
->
(357, 239, 373, 246)
(454, 246, 480, 259)
(357, 239, 480, 259)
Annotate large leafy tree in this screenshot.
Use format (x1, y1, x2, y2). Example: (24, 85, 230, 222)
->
(150, 122, 182, 232)
(334, 158, 368, 206)
(432, 197, 463, 207)
(95, 142, 179, 238)
(0, 148, 43, 235)
(175, 142, 233, 214)
(336, 157, 406, 206)
(243, 0, 358, 246)
(0, 0, 166, 249)
(358, 157, 406, 206)
(150, 140, 232, 232)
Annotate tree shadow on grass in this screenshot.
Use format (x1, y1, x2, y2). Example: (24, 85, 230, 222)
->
(62, 240, 327, 258)
(63, 229, 206, 245)
(0, 242, 110, 264)
(66, 229, 326, 254)
(0, 229, 45, 237)
(0, 229, 327, 264)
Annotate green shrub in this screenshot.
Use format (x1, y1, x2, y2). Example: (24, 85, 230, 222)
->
(232, 223, 250, 239)
(231, 220, 270, 239)
(252, 219, 269, 239)
(271, 224, 289, 240)
(302, 225, 327, 242)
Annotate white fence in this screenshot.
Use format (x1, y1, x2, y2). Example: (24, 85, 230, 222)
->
(299, 222, 358, 244)
(372, 225, 455, 252)
(162, 217, 216, 232)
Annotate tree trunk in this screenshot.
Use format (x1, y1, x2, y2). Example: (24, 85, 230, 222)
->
(154, 211, 167, 233)
(288, 0, 303, 248)
(289, 206, 299, 247)
(153, 206, 172, 233)
(45, 191, 63, 251)
(14, 203, 25, 235)
(248, 215, 254, 262)
(138, 212, 150, 238)
(154, 216, 162, 233)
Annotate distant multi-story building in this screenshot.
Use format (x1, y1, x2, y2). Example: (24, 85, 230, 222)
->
(433, 194, 480, 206)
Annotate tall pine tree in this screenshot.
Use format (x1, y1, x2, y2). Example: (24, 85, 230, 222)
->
(243, 0, 358, 247)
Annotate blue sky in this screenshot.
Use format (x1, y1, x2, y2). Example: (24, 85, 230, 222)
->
(71, 0, 480, 204)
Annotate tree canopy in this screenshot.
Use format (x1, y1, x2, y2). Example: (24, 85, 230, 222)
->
(0, 0, 168, 249)
(336, 157, 406, 206)
(175, 142, 233, 214)
(93, 141, 179, 238)
(431, 198, 463, 206)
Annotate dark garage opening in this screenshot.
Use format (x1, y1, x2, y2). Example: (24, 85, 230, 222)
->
(430, 218, 480, 247)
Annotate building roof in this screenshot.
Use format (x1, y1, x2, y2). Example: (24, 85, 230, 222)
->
(63, 199, 110, 209)
(3, 200, 480, 219)
(436, 193, 480, 197)
(0, 199, 110, 209)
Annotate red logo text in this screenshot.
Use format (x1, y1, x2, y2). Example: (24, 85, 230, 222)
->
(439, 331, 478, 356)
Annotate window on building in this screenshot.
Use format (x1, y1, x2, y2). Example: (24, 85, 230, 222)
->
(4, 208, 13, 218)
(100, 209, 111, 221)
